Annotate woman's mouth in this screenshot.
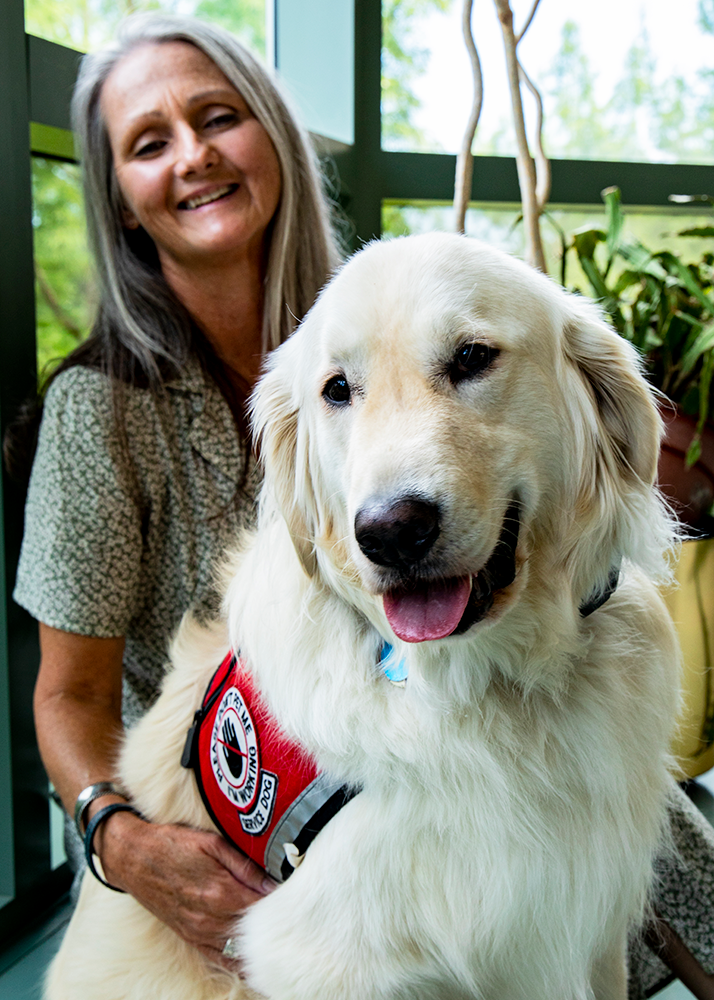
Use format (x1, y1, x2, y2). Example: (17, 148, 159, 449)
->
(179, 183, 238, 211)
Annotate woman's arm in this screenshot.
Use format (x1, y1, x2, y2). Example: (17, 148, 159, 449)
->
(35, 623, 275, 966)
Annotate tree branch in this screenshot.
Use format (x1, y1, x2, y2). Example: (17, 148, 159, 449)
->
(454, 0, 484, 234)
(515, 0, 541, 44)
(518, 62, 551, 211)
(492, 0, 546, 271)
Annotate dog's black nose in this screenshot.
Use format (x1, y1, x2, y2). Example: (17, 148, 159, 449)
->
(354, 497, 440, 568)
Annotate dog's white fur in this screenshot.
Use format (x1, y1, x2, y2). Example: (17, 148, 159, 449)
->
(47, 234, 680, 1000)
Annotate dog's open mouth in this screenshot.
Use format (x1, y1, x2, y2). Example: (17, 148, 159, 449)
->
(382, 502, 520, 643)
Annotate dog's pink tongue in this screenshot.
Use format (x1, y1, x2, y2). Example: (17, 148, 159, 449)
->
(383, 577, 472, 643)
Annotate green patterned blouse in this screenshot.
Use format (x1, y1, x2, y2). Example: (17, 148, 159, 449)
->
(14, 357, 260, 724)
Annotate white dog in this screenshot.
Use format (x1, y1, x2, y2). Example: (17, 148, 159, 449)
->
(47, 233, 680, 1000)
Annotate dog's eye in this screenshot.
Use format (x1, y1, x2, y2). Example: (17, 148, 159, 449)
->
(322, 375, 351, 406)
(448, 343, 499, 385)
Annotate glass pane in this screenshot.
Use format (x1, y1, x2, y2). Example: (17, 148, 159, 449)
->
(32, 157, 94, 378)
(382, 200, 714, 292)
(382, 0, 714, 165)
(25, 0, 266, 57)
(49, 785, 67, 870)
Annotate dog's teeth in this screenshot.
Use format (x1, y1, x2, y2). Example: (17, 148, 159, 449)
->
(283, 843, 304, 868)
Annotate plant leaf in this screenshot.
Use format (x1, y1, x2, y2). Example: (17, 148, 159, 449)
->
(674, 309, 702, 327)
(697, 350, 714, 434)
(659, 252, 714, 317)
(619, 241, 669, 279)
(678, 227, 714, 237)
(580, 256, 611, 300)
(602, 186, 624, 271)
(572, 228, 606, 261)
(612, 269, 642, 295)
(643, 330, 664, 349)
(686, 436, 702, 468)
(681, 322, 714, 375)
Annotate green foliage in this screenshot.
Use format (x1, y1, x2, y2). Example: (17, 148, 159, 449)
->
(539, 16, 714, 165)
(193, 0, 265, 52)
(699, 0, 714, 35)
(25, 0, 265, 56)
(382, 202, 412, 238)
(32, 158, 94, 378)
(381, 0, 453, 150)
(566, 187, 714, 463)
(541, 21, 653, 161)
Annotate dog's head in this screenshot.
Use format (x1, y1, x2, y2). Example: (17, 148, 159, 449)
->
(252, 233, 672, 652)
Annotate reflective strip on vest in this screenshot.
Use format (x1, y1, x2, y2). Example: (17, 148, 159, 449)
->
(182, 653, 357, 882)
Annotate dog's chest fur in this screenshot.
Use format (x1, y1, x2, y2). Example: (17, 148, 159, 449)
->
(220, 519, 675, 1000)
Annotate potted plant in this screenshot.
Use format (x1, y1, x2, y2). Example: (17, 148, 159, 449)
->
(565, 186, 714, 774)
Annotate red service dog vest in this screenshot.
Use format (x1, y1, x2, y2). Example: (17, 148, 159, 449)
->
(182, 653, 357, 882)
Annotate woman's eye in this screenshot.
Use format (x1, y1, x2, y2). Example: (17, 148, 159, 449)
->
(448, 343, 499, 385)
(205, 111, 238, 130)
(322, 375, 351, 406)
(135, 139, 166, 158)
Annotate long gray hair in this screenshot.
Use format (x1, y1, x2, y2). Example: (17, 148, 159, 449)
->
(71, 12, 340, 384)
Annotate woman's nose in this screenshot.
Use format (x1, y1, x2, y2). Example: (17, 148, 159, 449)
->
(174, 124, 217, 176)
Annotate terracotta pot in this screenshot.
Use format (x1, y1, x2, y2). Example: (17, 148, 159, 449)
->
(658, 410, 714, 533)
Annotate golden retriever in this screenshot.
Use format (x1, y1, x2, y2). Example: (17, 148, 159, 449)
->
(47, 233, 680, 1000)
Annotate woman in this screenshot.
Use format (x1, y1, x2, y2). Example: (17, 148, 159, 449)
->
(12, 13, 339, 968)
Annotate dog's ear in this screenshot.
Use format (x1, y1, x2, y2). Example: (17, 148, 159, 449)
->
(563, 304, 661, 487)
(250, 345, 319, 578)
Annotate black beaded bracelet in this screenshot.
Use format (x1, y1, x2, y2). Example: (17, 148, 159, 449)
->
(83, 802, 142, 892)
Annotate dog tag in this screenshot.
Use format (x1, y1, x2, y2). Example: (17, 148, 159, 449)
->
(379, 642, 409, 685)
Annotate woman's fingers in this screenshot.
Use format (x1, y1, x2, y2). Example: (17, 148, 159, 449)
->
(202, 832, 278, 896)
(196, 942, 244, 973)
(94, 811, 273, 954)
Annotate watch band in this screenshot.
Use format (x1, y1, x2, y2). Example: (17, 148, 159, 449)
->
(83, 802, 142, 892)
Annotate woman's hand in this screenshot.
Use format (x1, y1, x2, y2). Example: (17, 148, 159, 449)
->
(34, 624, 274, 968)
(94, 809, 276, 967)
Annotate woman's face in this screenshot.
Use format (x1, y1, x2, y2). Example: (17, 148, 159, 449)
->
(101, 41, 282, 271)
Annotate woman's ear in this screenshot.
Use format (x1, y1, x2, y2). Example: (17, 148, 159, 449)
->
(251, 340, 318, 578)
(122, 205, 140, 230)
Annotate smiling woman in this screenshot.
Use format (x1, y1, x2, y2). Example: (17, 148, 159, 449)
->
(101, 40, 283, 386)
(7, 12, 340, 969)
(104, 43, 282, 291)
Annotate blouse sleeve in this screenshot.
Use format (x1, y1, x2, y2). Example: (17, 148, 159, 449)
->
(13, 366, 144, 638)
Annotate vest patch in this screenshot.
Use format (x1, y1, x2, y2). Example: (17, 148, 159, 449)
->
(182, 653, 358, 882)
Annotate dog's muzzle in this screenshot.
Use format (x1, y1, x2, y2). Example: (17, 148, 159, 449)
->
(354, 496, 441, 569)
(355, 497, 520, 643)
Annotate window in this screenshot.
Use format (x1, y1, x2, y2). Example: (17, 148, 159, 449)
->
(383, 200, 714, 289)
(32, 157, 93, 376)
(25, 0, 266, 56)
(382, 0, 714, 165)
